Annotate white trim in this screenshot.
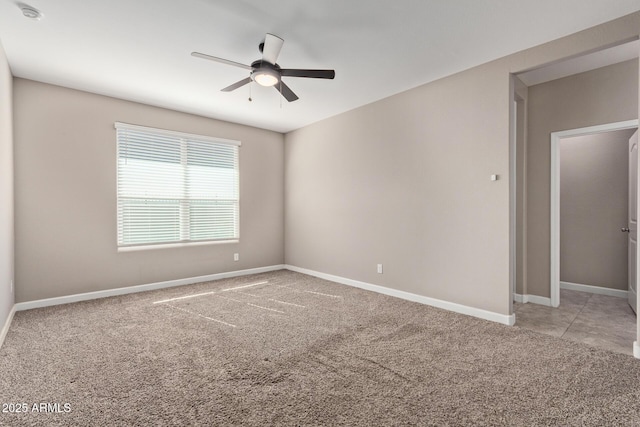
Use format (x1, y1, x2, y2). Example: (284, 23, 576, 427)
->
(511, 83, 529, 315)
(118, 239, 239, 252)
(550, 119, 639, 309)
(14, 265, 284, 311)
(526, 295, 552, 306)
(509, 94, 517, 315)
(560, 281, 628, 298)
(0, 305, 16, 350)
(513, 293, 552, 307)
(634, 341, 640, 359)
(285, 265, 515, 326)
(114, 122, 241, 147)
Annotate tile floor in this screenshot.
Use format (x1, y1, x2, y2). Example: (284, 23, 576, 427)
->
(514, 289, 636, 356)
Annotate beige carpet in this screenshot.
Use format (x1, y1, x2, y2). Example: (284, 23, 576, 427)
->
(1, 269, 640, 426)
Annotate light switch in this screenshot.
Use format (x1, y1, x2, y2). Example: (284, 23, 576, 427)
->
(490, 174, 499, 181)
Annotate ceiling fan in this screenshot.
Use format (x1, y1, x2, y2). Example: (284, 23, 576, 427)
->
(191, 33, 335, 102)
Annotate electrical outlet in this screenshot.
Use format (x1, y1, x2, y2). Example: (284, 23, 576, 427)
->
(234, 253, 239, 262)
(377, 264, 383, 274)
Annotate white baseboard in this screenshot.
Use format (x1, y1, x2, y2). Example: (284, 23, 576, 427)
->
(634, 341, 640, 359)
(514, 293, 552, 307)
(560, 281, 628, 299)
(0, 305, 16, 350)
(14, 265, 285, 312)
(514, 282, 626, 307)
(285, 265, 515, 326)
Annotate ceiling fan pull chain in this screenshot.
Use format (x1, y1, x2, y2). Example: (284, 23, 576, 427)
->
(248, 81, 252, 102)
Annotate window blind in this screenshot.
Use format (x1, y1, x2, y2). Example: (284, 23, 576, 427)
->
(115, 122, 240, 248)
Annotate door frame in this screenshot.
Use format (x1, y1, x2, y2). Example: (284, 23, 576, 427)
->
(550, 119, 639, 308)
(509, 97, 517, 313)
(510, 75, 528, 313)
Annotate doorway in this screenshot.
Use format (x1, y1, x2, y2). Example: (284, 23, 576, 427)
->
(513, 121, 640, 356)
(509, 38, 640, 356)
(550, 120, 639, 307)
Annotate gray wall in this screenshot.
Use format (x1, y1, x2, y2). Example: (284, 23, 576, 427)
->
(285, 13, 640, 317)
(560, 129, 635, 290)
(14, 79, 284, 302)
(0, 41, 14, 328)
(285, 60, 514, 315)
(527, 59, 638, 298)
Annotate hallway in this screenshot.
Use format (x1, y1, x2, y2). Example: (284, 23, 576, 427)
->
(515, 289, 636, 356)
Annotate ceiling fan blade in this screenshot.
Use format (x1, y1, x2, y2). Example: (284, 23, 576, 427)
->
(274, 81, 299, 102)
(262, 33, 284, 64)
(191, 52, 252, 70)
(221, 77, 252, 92)
(280, 69, 335, 79)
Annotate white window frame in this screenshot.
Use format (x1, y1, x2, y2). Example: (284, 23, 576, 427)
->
(115, 122, 241, 251)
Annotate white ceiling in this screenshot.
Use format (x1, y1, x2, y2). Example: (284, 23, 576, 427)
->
(0, 1, 639, 133)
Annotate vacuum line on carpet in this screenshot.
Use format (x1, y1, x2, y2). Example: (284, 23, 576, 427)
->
(275, 285, 342, 299)
(247, 303, 286, 314)
(215, 295, 288, 314)
(231, 290, 306, 308)
(302, 290, 342, 298)
(222, 281, 270, 292)
(162, 303, 236, 328)
(232, 290, 263, 298)
(215, 295, 247, 304)
(269, 299, 306, 308)
(152, 280, 270, 305)
(153, 290, 219, 304)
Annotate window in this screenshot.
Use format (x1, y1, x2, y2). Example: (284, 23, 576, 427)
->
(115, 122, 240, 249)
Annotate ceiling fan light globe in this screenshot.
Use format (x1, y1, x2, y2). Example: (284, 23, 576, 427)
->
(254, 72, 279, 87)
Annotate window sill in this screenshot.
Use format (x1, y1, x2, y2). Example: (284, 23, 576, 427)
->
(117, 240, 239, 252)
